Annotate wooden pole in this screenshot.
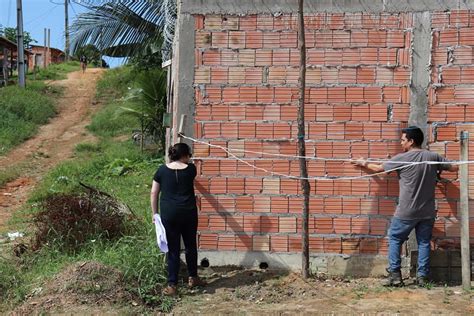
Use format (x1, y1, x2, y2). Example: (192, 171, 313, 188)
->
(460, 130, 470, 290)
(297, 0, 310, 279)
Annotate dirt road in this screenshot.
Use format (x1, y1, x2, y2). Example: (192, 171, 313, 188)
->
(0, 69, 104, 229)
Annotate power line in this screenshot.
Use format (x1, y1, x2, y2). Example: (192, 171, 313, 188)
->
(25, 4, 60, 27)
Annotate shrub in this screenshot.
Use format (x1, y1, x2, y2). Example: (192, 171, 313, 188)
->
(33, 190, 132, 252)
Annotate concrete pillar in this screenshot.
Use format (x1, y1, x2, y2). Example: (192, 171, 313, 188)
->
(170, 2, 196, 150)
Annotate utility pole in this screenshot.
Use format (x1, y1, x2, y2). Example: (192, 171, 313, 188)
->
(16, 0, 26, 88)
(65, 0, 70, 61)
(47, 28, 51, 67)
(43, 28, 47, 68)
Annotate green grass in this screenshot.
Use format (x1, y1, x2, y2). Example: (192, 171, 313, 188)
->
(27, 61, 81, 81)
(0, 66, 171, 312)
(0, 83, 59, 155)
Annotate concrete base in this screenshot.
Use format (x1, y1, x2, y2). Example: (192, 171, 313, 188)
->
(197, 251, 396, 277)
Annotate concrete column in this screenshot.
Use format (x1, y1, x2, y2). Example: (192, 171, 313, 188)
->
(409, 11, 432, 143)
(406, 11, 432, 258)
(170, 2, 196, 149)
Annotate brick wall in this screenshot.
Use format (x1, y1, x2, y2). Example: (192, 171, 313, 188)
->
(428, 10, 474, 249)
(191, 11, 470, 256)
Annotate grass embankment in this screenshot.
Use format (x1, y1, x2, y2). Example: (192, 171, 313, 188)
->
(0, 81, 60, 156)
(0, 66, 170, 312)
(27, 61, 81, 80)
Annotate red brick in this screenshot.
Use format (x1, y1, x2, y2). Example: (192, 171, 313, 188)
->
(228, 31, 246, 49)
(342, 238, 360, 254)
(393, 68, 410, 84)
(342, 48, 360, 66)
(325, 50, 343, 66)
(324, 197, 342, 214)
(212, 31, 228, 48)
(351, 218, 369, 234)
(279, 217, 297, 233)
(218, 234, 235, 250)
(379, 48, 397, 66)
(451, 10, 470, 27)
(239, 15, 257, 30)
(368, 30, 387, 47)
(332, 30, 351, 48)
(289, 236, 302, 252)
(255, 49, 272, 66)
(360, 48, 378, 65)
(221, 50, 239, 66)
(346, 87, 364, 103)
(314, 217, 333, 234)
(280, 31, 297, 48)
(338, 68, 357, 84)
(203, 50, 220, 66)
(439, 28, 458, 46)
(271, 196, 289, 213)
(240, 87, 257, 103)
(333, 218, 350, 234)
(327, 13, 344, 29)
(432, 11, 449, 29)
(379, 199, 396, 215)
(343, 198, 361, 215)
(210, 67, 228, 84)
(307, 49, 325, 65)
(360, 238, 378, 254)
(362, 13, 380, 28)
(222, 87, 239, 104)
(314, 30, 333, 48)
(245, 31, 263, 49)
(199, 233, 218, 250)
(273, 49, 290, 66)
(253, 235, 270, 251)
(357, 68, 375, 84)
(274, 14, 293, 30)
(271, 235, 289, 252)
(351, 30, 368, 48)
(324, 238, 342, 253)
(344, 13, 363, 28)
(387, 30, 405, 48)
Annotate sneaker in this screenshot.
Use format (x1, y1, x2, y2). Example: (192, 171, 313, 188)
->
(382, 270, 404, 287)
(162, 284, 177, 296)
(416, 276, 430, 287)
(188, 276, 206, 288)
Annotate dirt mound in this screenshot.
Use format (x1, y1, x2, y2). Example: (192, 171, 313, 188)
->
(14, 261, 138, 314)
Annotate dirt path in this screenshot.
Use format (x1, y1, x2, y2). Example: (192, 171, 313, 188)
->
(0, 69, 104, 229)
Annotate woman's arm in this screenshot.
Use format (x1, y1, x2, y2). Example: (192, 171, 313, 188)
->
(150, 180, 160, 221)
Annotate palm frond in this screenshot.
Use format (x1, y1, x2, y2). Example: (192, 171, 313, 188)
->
(70, 0, 164, 57)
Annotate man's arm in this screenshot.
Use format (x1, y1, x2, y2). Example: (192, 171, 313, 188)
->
(352, 158, 386, 173)
(447, 164, 459, 172)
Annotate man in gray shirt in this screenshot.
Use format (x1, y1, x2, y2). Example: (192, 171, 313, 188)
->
(353, 126, 458, 286)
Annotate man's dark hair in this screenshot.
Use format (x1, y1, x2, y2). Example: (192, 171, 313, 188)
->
(402, 126, 424, 147)
(168, 143, 192, 161)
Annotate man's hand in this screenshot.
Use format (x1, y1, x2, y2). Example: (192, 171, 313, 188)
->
(352, 157, 368, 168)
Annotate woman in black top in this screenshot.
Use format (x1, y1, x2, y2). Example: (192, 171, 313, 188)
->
(150, 143, 205, 296)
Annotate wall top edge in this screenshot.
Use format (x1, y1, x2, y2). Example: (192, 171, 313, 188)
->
(181, 0, 474, 15)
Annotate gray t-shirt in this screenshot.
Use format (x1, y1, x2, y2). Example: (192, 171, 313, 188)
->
(382, 150, 451, 220)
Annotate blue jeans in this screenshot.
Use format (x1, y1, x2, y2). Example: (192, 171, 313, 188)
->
(388, 217, 435, 277)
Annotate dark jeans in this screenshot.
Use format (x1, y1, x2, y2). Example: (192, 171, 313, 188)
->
(388, 217, 435, 277)
(161, 216, 198, 285)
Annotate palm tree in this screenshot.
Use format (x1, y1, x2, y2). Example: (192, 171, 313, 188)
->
(70, 0, 173, 60)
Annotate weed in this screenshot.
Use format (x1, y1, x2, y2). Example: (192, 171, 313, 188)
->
(0, 84, 56, 155)
(27, 61, 81, 81)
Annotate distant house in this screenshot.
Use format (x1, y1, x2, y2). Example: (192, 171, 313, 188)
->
(0, 36, 31, 86)
(28, 45, 65, 69)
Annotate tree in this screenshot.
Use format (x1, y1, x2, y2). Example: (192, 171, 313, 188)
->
(74, 44, 102, 67)
(70, 0, 164, 62)
(1, 26, 37, 48)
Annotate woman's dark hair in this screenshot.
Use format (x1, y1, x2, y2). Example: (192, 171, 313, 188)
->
(168, 143, 192, 161)
(402, 126, 424, 147)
